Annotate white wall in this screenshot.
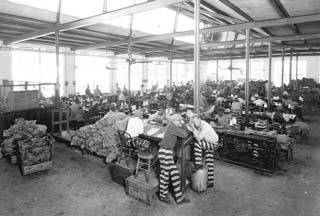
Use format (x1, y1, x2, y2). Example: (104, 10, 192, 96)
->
(0, 49, 12, 80)
(64, 53, 76, 96)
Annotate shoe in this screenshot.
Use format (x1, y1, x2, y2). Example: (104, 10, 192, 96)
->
(208, 183, 214, 188)
(192, 164, 203, 173)
(177, 197, 190, 205)
(159, 196, 173, 205)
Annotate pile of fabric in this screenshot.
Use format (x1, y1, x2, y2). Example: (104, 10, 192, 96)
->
(286, 121, 310, 143)
(18, 136, 52, 166)
(70, 112, 128, 163)
(1, 118, 47, 157)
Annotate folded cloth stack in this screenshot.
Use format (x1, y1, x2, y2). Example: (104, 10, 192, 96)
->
(70, 112, 128, 161)
(1, 118, 47, 156)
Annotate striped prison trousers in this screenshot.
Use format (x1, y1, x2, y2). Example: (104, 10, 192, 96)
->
(194, 140, 216, 186)
(158, 148, 183, 203)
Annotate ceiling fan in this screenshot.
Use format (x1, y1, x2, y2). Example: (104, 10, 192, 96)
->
(126, 57, 153, 65)
(105, 65, 117, 70)
(219, 47, 241, 71)
(218, 64, 241, 71)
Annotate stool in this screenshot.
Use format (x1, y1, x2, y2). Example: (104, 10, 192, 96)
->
(134, 138, 156, 183)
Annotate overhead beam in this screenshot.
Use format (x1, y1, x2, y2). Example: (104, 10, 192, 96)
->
(121, 33, 320, 55)
(145, 46, 320, 60)
(268, 0, 301, 34)
(76, 13, 320, 50)
(4, 0, 190, 45)
(218, 0, 273, 36)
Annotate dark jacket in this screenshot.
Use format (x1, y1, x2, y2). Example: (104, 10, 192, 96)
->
(159, 122, 188, 150)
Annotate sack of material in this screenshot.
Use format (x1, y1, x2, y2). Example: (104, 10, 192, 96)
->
(191, 166, 208, 193)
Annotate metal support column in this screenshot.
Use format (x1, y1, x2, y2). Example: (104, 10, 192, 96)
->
(245, 29, 250, 122)
(268, 42, 272, 110)
(230, 58, 233, 81)
(55, 0, 62, 108)
(296, 55, 299, 80)
(194, 0, 200, 114)
(127, 3, 135, 112)
(216, 57, 219, 83)
(169, 6, 180, 88)
(289, 49, 293, 83)
(281, 48, 285, 87)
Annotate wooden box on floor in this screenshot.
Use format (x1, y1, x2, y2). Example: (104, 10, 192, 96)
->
(125, 172, 159, 206)
(21, 160, 53, 176)
(110, 161, 135, 186)
(20, 135, 54, 176)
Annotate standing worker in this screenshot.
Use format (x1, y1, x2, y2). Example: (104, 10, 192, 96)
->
(158, 114, 190, 205)
(187, 114, 219, 188)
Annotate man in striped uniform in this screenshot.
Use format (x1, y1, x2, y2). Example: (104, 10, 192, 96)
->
(188, 114, 219, 188)
(158, 114, 190, 205)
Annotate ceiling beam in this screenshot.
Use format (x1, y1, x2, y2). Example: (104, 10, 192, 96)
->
(115, 32, 320, 55)
(217, 0, 273, 36)
(76, 13, 320, 51)
(149, 48, 320, 61)
(268, 0, 301, 34)
(199, 1, 263, 38)
(4, 0, 190, 45)
(145, 44, 320, 59)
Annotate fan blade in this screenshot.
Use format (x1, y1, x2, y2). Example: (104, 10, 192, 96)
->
(105, 65, 117, 70)
(131, 60, 153, 64)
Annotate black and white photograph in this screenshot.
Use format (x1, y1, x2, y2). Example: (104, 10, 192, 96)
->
(0, 0, 319, 215)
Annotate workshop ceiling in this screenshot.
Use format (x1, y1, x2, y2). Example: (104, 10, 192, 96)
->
(1, 0, 320, 60)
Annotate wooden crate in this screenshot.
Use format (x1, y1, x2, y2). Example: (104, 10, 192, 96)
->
(20, 134, 54, 176)
(10, 155, 18, 164)
(21, 160, 53, 176)
(110, 162, 135, 186)
(125, 173, 159, 206)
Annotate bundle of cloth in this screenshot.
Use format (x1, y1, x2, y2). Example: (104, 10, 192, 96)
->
(18, 136, 51, 166)
(286, 121, 310, 143)
(1, 118, 47, 156)
(277, 134, 295, 151)
(70, 112, 129, 163)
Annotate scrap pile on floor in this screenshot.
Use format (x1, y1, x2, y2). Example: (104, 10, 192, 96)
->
(70, 112, 129, 162)
(1, 118, 48, 158)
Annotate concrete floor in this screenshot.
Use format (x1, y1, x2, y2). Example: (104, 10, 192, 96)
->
(1, 114, 320, 216)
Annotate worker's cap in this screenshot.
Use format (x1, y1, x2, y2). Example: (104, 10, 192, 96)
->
(133, 110, 143, 118)
(168, 114, 183, 122)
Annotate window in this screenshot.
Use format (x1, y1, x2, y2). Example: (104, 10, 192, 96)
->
(75, 54, 113, 94)
(12, 49, 64, 97)
(147, 62, 168, 89)
(251, 59, 266, 81)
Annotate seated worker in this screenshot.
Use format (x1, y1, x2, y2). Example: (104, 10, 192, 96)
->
(158, 114, 190, 205)
(253, 96, 267, 107)
(202, 100, 222, 120)
(94, 85, 102, 97)
(101, 103, 118, 120)
(187, 114, 219, 188)
(70, 97, 85, 128)
(85, 84, 92, 97)
(126, 110, 144, 138)
(231, 98, 243, 115)
(148, 107, 167, 124)
(214, 107, 231, 128)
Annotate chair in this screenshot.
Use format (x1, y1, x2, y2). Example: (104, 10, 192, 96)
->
(134, 138, 156, 183)
(117, 130, 135, 162)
